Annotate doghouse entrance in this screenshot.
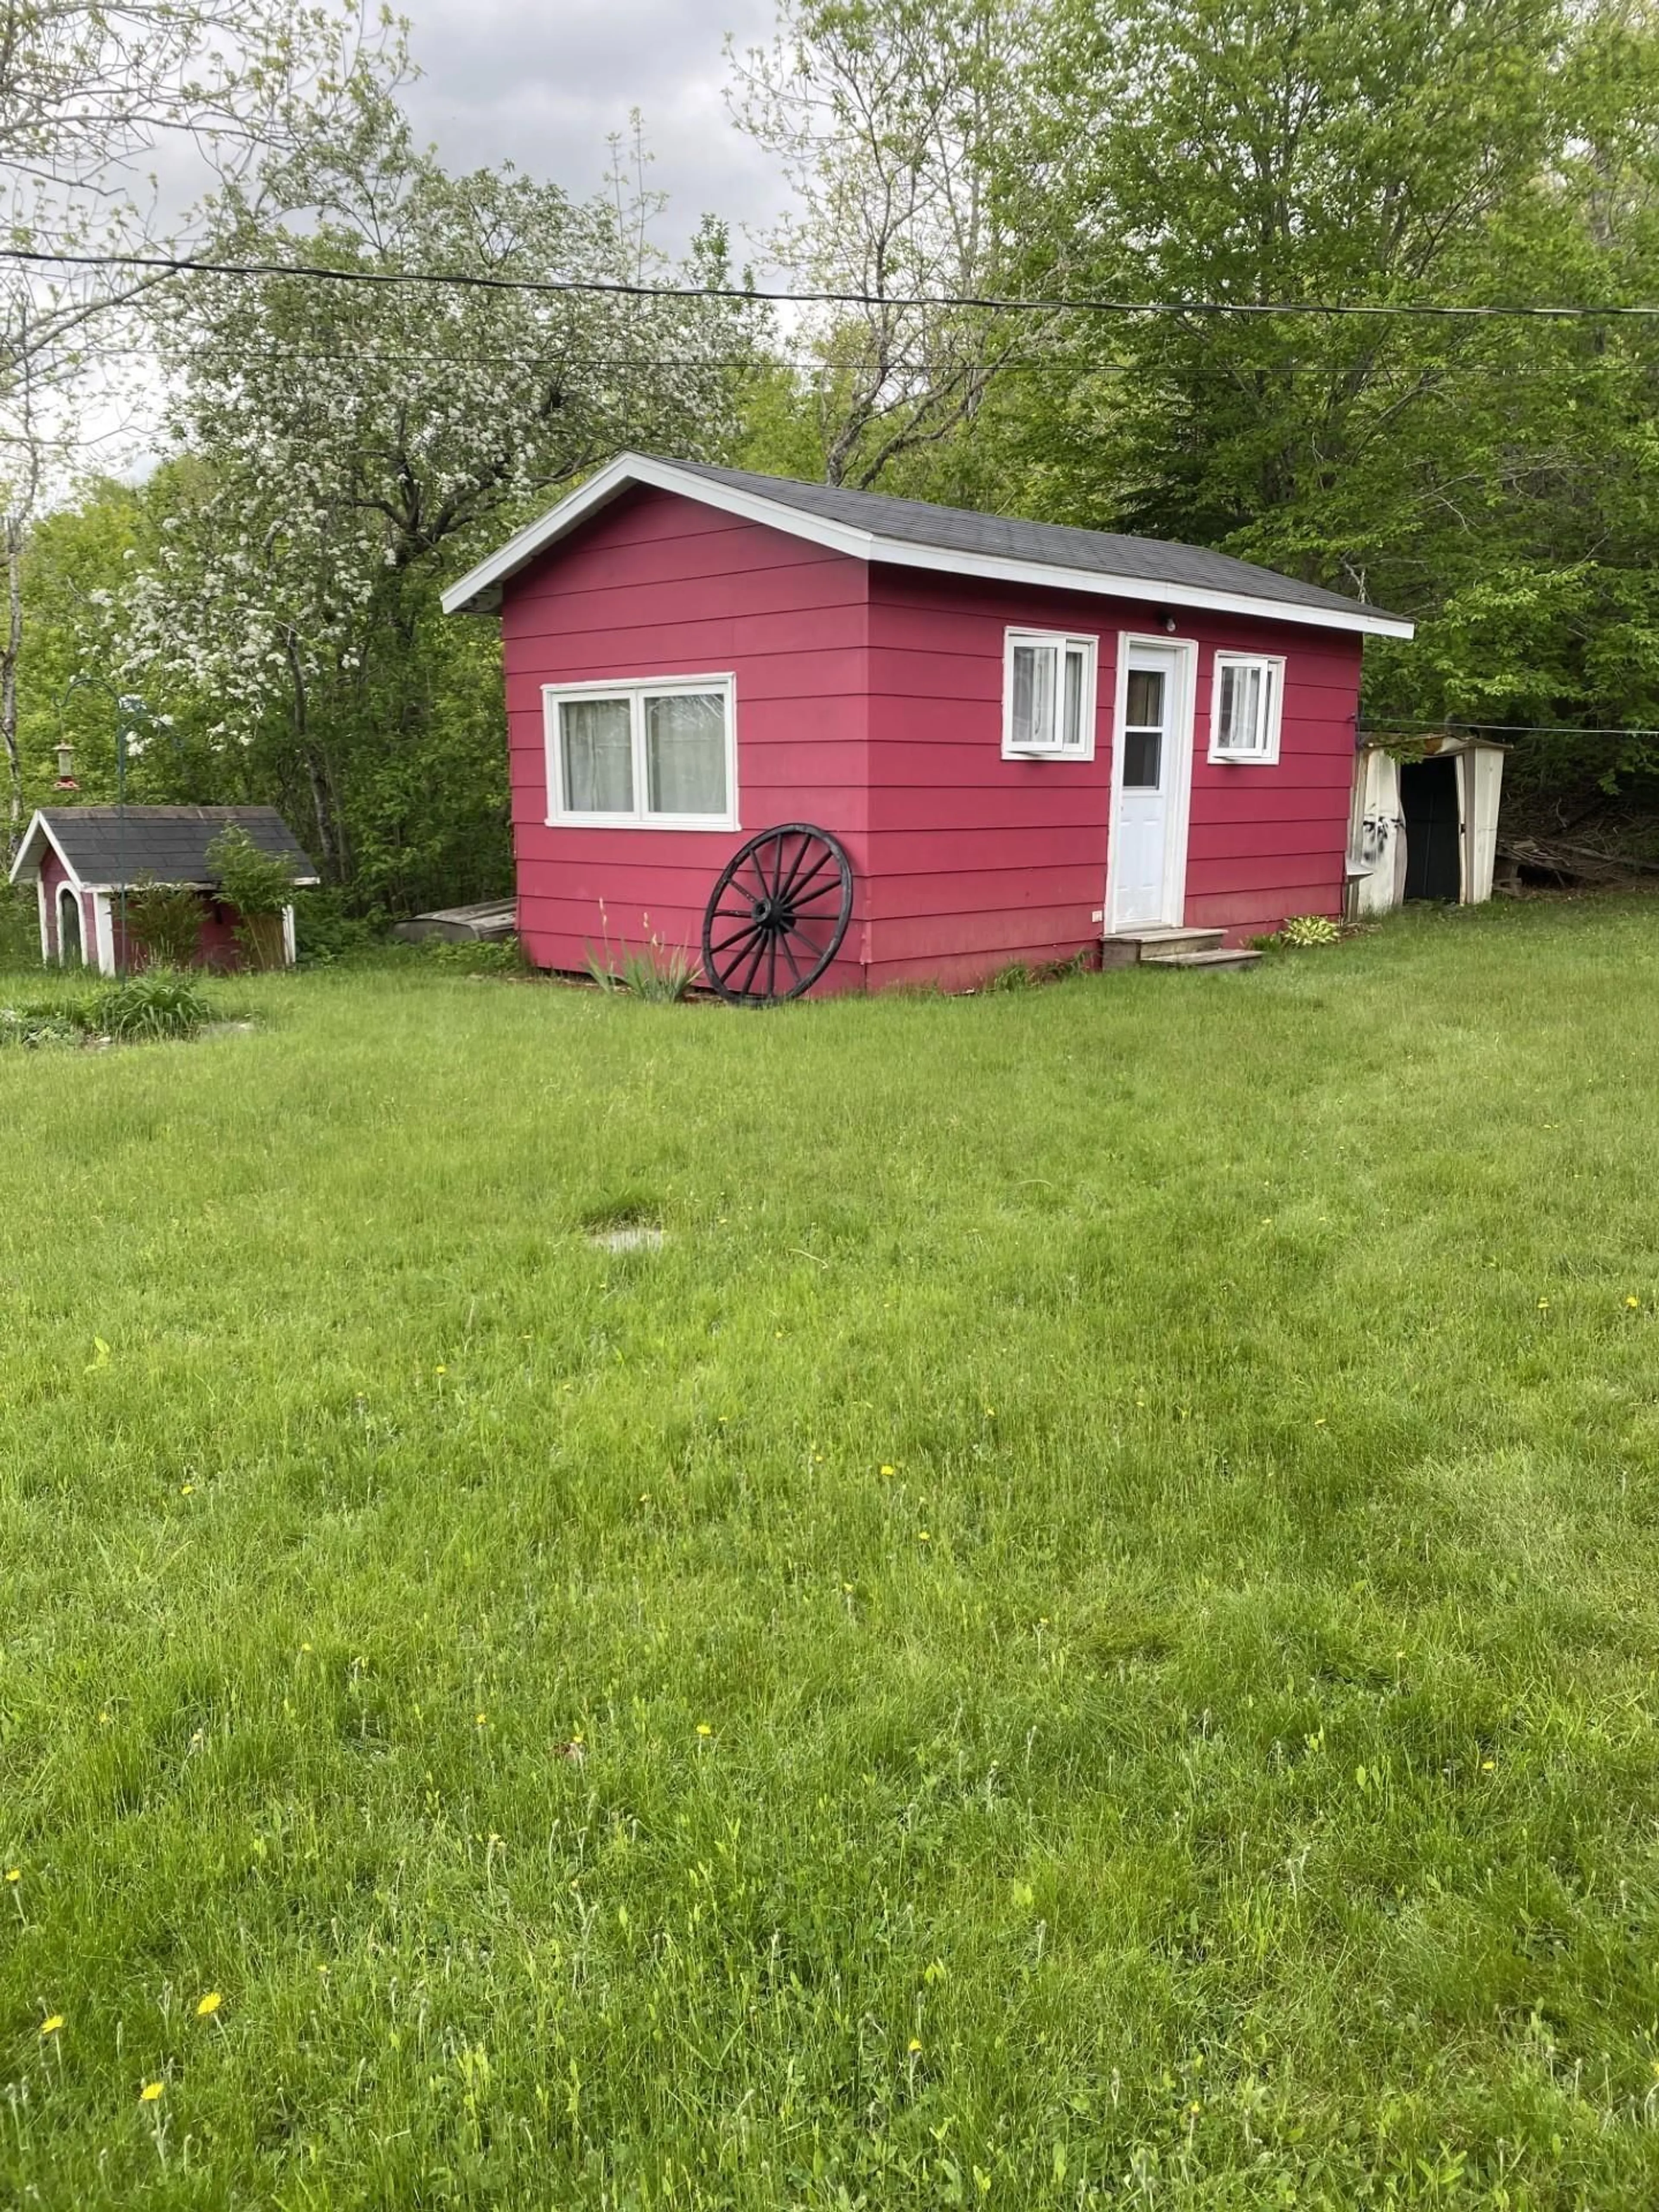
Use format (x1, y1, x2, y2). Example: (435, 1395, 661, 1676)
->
(1401, 756, 1462, 902)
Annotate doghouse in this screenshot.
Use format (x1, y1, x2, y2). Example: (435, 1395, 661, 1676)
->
(10, 805, 318, 973)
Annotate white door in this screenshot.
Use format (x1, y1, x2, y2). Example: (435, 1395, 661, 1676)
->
(1108, 644, 1186, 930)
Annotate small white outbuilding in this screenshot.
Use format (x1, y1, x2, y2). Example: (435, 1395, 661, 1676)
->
(1347, 737, 1505, 919)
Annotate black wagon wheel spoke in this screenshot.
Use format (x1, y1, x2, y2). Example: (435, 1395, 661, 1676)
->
(701, 822, 855, 1006)
(773, 833, 823, 906)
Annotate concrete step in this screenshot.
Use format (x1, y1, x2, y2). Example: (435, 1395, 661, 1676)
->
(1142, 947, 1262, 973)
(1100, 926, 1225, 968)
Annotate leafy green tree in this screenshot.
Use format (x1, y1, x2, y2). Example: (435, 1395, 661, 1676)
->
(727, 0, 1053, 488)
(114, 95, 760, 910)
(0, 0, 404, 852)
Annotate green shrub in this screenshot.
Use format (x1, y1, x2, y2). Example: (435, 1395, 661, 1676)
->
(125, 876, 204, 968)
(0, 882, 42, 967)
(412, 935, 526, 976)
(1279, 913, 1342, 948)
(206, 824, 297, 970)
(292, 888, 388, 965)
(84, 966, 214, 1042)
(0, 1003, 83, 1048)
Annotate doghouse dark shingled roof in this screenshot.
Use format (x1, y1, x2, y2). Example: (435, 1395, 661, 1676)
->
(41, 806, 318, 887)
(670, 459, 1405, 624)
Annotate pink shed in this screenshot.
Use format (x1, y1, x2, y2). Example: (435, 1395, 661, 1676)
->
(448, 456, 1412, 996)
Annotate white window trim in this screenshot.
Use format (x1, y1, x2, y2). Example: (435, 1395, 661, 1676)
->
(543, 673, 739, 831)
(1001, 628, 1098, 760)
(1208, 652, 1285, 766)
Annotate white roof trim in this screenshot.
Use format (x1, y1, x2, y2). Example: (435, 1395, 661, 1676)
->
(8, 809, 82, 890)
(73, 873, 323, 892)
(441, 451, 1415, 640)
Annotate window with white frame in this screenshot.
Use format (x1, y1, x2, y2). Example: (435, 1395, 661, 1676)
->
(1002, 629, 1097, 759)
(544, 675, 737, 828)
(1209, 652, 1284, 764)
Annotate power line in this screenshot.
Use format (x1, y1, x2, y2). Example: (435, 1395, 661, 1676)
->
(8, 242, 1659, 321)
(1363, 719, 1659, 740)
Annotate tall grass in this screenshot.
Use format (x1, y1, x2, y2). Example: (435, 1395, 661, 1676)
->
(3, 899, 1659, 2206)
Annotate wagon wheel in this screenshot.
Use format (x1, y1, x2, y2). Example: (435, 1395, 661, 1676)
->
(702, 823, 855, 1006)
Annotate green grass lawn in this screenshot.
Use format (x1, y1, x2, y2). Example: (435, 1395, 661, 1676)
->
(6, 901, 1659, 2209)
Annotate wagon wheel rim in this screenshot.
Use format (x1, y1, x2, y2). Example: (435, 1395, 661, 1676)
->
(702, 823, 855, 1005)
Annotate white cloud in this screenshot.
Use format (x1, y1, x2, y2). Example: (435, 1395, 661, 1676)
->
(399, 0, 795, 257)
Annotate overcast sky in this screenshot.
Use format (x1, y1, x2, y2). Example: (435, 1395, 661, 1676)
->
(398, 0, 796, 258)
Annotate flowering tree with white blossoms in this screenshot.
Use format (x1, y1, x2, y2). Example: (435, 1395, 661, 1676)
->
(0, 0, 403, 852)
(116, 94, 760, 904)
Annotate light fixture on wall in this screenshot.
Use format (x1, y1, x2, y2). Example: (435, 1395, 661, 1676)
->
(1161, 614, 1178, 633)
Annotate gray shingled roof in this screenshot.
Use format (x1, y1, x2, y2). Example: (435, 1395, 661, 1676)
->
(35, 806, 318, 888)
(668, 459, 1405, 626)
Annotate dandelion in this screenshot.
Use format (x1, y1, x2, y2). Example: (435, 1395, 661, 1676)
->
(1627, 1296, 1642, 1309)
(300, 1643, 312, 1654)
(917, 1530, 931, 1543)
(1481, 1759, 1495, 1771)
(179, 1482, 194, 1496)
(1538, 1298, 1550, 1311)
(435, 1365, 447, 1376)
(140, 2081, 165, 2102)
(99, 1709, 111, 1725)
(908, 2037, 923, 2053)
(696, 1722, 713, 1738)
(6, 1869, 19, 1883)
(40, 2016, 63, 2037)
(195, 1992, 222, 2018)
(475, 1712, 488, 1728)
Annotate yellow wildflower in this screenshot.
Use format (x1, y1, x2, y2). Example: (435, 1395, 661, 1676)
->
(908, 2037, 923, 2053)
(696, 1722, 713, 1738)
(1627, 1296, 1642, 1309)
(196, 1992, 222, 2018)
(880, 1463, 895, 1475)
(4, 1869, 18, 1883)
(40, 2016, 63, 2037)
(140, 2081, 165, 2102)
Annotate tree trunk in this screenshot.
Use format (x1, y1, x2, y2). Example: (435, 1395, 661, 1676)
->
(1, 510, 23, 863)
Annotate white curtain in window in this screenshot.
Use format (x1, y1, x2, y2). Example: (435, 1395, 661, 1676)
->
(1220, 662, 1268, 752)
(645, 692, 726, 815)
(1012, 644, 1060, 746)
(561, 697, 633, 811)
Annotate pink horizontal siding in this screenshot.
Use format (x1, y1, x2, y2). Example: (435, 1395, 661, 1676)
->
(501, 485, 870, 988)
(494, 482, 1371, 995)
(865, 567, 1363, 977)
